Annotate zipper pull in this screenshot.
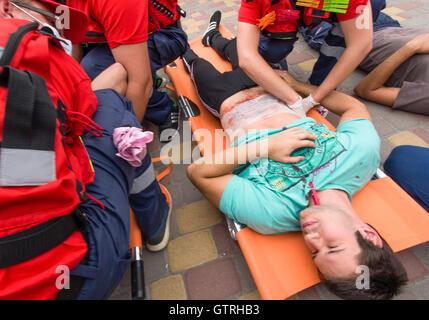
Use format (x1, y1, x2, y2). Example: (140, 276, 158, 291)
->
(177, 5, 186, 18)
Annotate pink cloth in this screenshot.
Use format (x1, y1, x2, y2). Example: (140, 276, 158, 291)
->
(113, 127, 154, 167)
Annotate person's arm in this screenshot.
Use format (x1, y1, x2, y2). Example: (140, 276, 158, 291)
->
(354, 33, 429, 106)
(187, 127, 317, 207)
(277, 70, 371, 124)
(236, 22, 301, 106)
(88, 0, 151, 122)
(111, 42, 152, 122)
(311, 3, 373, 103)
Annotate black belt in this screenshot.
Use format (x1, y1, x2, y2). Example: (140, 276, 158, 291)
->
(262, 29, 298, 40)
(0, 208, 88, 269)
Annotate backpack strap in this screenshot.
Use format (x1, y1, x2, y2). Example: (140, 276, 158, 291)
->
(0, 208, 88, 268)
(0, 68, 57, 186)
(2, 68, 56, 150)
(0, 22, 57, 186)
(0, 22, 38, 67)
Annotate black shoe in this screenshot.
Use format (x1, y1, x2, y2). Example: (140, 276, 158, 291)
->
(159, 98, 180, 143)
(202, 10, 222, 47)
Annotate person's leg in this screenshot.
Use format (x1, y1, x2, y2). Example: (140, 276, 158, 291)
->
(384, 145, 429, 212)
(370, 0, 386, 23)
(148, 25, 189, 73)
(80, 44, 115, 81)
(308, 23, 345, 85)
(201, 11, 242, 69)
(75, 88, 172, 298)
(182, 49, 226, 116)
(129, 152, 171, 251)
(75, 89, 140, 299)
(145, 88, 174, 126)
(210, 34, 241, 69)
(202, 11, 295, 70)
(145, 26, 188, 128)
(145, 33, 173, 126)
(183, 49, 256, 117)
(202, 10, 222, 47)
(74, 64, 171, 298)
(257, 34, 296, 70)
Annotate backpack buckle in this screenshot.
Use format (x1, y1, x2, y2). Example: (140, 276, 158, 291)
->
(72, 208, 88, 232)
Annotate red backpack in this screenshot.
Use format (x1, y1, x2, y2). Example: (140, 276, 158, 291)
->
(148, 0, 186, 32)
(0, 20, 96, 299)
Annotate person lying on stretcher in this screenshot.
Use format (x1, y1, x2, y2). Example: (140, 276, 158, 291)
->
(185, 32, 408, 300)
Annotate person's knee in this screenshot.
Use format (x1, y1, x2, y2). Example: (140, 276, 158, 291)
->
(91, 62, 128, 95)
(81, 44, 115, 80)
(258, 38, 294, 64)
(110, 62, 128, 92)
(384, 145, 415, 177)
(370, 0, 386, 21)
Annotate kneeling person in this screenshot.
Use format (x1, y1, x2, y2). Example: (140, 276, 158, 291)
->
(0, 0, 171, 299)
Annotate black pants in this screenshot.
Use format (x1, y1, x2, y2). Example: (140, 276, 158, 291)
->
(183, 34, 257, 117)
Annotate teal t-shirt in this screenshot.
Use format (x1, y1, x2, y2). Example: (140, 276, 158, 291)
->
(219, 117, 381, 235)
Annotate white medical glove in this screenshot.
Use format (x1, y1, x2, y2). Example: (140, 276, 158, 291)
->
(302, 94, 320, 113)
(287, 96, 306, 118)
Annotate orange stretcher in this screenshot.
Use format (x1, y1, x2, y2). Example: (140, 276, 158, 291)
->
(166, 26, 429, 300)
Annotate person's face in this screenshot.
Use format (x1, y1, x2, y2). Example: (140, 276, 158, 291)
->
(3, 1, 55, 26)
(299, 205, 362, 279)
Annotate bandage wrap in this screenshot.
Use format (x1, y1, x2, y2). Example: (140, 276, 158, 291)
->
(221, 94, 300, 141)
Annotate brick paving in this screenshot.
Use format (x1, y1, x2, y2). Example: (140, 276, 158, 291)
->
(110, 0, 429, 300)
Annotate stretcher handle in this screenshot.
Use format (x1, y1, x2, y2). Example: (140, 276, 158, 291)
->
(130, 209, 145, 300)
(131, 247, 145, 300)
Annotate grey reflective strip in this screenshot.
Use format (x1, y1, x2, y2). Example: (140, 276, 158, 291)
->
(320, 42, 345, 59)
(0, 148, 56, 186)
(130, 162, 156, 194)
(0, 47, 4, 60)
(330, 24, 344, 37)
(319, 24, 345, 59)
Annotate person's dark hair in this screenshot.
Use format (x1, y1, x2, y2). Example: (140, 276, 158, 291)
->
(320, 230, 408, 300)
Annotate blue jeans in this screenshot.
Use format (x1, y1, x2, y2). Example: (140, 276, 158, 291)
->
(384, 146, 429, 212)
(146, 25, 188, 124)
(73, 89, 168, 299)
(258, 34, 296, 70)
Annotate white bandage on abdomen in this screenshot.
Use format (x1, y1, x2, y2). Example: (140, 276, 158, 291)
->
(221, 94, 301, 141)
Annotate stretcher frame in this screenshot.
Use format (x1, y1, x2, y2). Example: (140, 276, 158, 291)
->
(166, 26, 429, 300)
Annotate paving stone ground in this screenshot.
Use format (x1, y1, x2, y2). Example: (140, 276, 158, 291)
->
(110, 0, 429, 300)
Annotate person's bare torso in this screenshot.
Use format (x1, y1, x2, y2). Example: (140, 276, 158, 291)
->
(220, 87, 301, 142)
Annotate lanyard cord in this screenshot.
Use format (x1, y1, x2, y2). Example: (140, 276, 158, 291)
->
(309, 181, 320, 205)
(11, 2, 43, 25)
(11, 1, 58, 22)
